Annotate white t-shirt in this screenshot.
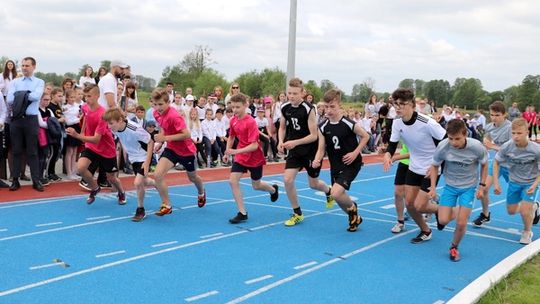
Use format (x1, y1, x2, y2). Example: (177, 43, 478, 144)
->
(206, 103, 219, 118)
(79, 76, 96, 88)
(62, 103, 81, 126)
(214, 118, 228, 137)
(98, 73, 117, 109)
(201, 119, 216, 139)
(390, 112, 446, 175)
(113, 120, 151, 163)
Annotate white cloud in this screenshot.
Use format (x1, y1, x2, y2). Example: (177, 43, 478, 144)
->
(1, 0, 539, 94)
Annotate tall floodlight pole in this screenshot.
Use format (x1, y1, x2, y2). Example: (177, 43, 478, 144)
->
(286, 0, 297, 88)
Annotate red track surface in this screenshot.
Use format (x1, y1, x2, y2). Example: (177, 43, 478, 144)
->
(1, 154, 384, 203)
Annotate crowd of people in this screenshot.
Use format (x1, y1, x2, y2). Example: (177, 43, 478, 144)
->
(1, 57, 540, 262)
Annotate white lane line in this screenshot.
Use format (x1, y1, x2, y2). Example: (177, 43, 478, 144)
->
(126, 192, 137, 198)
(433, 300, 445, 304)
(0, 229, 7, 232)
(244, 275, 273, 285)
(95, 250, 126, 258)
(29, 262, 64, 270)
(86, 216, 111, 221)
(35, 222, 63, 228)
(151, 241, 178, 248)
(468, 223, 522, 236)
(185, 290, 219, 302)
(225, 229, 420, 304)
(293, 261, 317, 270)
(352, 175, 394, 184)
(200, 233, 223, 239)
(472, 199, 506, 212)
(380, 204, 395, 209)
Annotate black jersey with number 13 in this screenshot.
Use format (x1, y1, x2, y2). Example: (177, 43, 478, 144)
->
(319, 117, 362, 171)
(281, 101, 318, 157)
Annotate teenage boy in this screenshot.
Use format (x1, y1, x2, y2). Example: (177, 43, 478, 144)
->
(278, 77, 334, 226)
(493, 118, 540, 244)
(152, 88, 206, 215)
(225, 93, 279, 223)
(383, 88, 446, 244)
(312, 89, 369, 232)
(473, 101, 513, 227)
(66, 84, 126, 205)
(104, 108, 155, 222)
(428, 119, 488, 261)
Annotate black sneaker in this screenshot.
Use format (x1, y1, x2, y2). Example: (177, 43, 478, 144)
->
(229, 212, 248, 224)
(473, 212, 490, 227)
(40, 177, 51, 186)
(87, 187, 101, 205)
(270, 184, 279, 202)
(533, 202, 540, 225)
(435, 211, 446, 231)
(79, 179, 91, 191)
(411, 230, 432, 244)
(132, 207, 146, 222)
(48, 174, 62, 182)
(99, 180, 112, 189)
(20, 174, 31, 181)
(347, 202, 362, 232)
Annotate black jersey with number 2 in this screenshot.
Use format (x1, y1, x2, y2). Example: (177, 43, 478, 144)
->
(319, 116, 362, 171)
(281, 101, 318, 157)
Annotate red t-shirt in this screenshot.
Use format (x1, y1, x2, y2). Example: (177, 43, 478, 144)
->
(81, 104, 116, 158)
(153, 106, 196, 156)
(229, 114, 265, 167)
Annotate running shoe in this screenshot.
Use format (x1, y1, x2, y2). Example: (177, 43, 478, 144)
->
(118, 192, 127, 205)
(284, 213, 304, 226)
(533, 202, 540, 225)
(391, 222, 405, 234)
(198, 191, 206, 208)
(410, 230, 432, 244)
(520, 230, 533, 245)
(48, 174, 62, 182)
(270, 184, 279, 202)
(99, 180, 113, 189)
(229, 212, 248, 224)
(347, 202, 362, 232)
(473, 212, 490, 227)
(325, 189, 335, 209)
(79, 179, 91, 191)
(132, 207, 146, 222)
(449, 247, 461, 262)
(87, 186, 101, 204)
(155, 204, 173, 216)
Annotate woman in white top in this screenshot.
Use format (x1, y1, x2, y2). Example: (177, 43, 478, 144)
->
(224, 82, 240, 105)
(78, 66, 96, 88)
(272, 91, 285, 143)
(0, 60, 16, 98)
(188, 108, 207, 168)
(124, 81, 138, 120)
(364, 94, 377, 118)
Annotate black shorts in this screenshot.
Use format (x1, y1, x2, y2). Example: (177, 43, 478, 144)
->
(405, 169, 439, 192)
(231, 162, 263, 181)
(160, 148, 196, 172)
(331, 162, 362, 191)
(81, 149, 118, 173)
(131, 162, 145, 176)
(394, 162, 409, 186)
(285, 155, 321, 178)
(65, 124, 82, 147)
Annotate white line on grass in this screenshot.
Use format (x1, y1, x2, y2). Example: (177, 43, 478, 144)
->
(293, 261, 317, 270)
(200, 233, 223, 239)
(185, 290, 219, 302)
(244, 275, 273, 285)
(225, 229, 420, 304)
(95, 251, 126, 258)
(35, 222, 63, 227)
(151, 241, 178, 248)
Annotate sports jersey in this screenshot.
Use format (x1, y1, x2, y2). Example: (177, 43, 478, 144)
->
(113, 120, 151, 163)
(390, 112, 446, 175)
(81, 104, 116, 158)
(495, 141, 540, 184)
(229, 114, 265, 167)
(399, 143, 410, 165)
(484, 120, 511, 146)
(153, 106, 196, 157)
(432, 137, 488, 188)
(319, 116, 362, 171)
(281, 101, 317, 157)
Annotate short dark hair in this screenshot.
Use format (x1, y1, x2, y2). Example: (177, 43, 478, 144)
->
(391, 88, 415, 103)
(135, 105, 145, 112)
(323, 89, 341, 103)
(83, 83, 99, 94)
(215, 109, 224, 115)
(230, 93, 248, 105)
(446, 119, 467, 136)
(23, 57, 36, 66)
(489, 101, 506, 114)
(166, 82, 174, 86)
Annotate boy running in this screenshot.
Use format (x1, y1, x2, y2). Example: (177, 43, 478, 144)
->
(383, 88, 446, 243)
(152, 88, 206, 215)
(66, 84, 126, 204)
(278, 77, 334, 226)
(103, 108, 156, 221)
(493, 118, 540, 244)
(312, 89, 369, 232)
(224, 93, 279, 224)
(428, 119, 488, 261)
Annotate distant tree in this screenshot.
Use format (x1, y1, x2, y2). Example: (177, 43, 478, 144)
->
(451, 78, 485, 108)
(134, 75, 157, 92)
(503, 85, 520, 106)
(305, 80, 323, 102)
(398, 78, 414, 90)
(414, 79, 426, 96)
(192, 69, 229, 97)
(320, 79, 337, 94)
(351, 83, 373, 103)
(518, 75, 540, 105)
(424, 79, 451, 105)
(259, 68, 286, 96)
(235, 70, 263, 98)
(99, 60, 111, 71)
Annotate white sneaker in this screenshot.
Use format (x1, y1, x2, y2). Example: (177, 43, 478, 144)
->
(391, 222, 405, 233)
(520, 230, 533, 245)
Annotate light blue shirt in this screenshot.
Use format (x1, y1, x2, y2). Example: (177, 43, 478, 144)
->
(6, 76, 44, 116)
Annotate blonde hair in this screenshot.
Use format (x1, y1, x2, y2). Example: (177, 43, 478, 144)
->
(188, 108, 200, 129)
(511, 118, 528, 130)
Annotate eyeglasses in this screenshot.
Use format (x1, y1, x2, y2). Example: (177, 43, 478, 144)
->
(396, 101, 410, 107)
(232, 86, 239, 89)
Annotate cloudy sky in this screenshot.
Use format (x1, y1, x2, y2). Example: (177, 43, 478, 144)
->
(2, 0, 539, 93)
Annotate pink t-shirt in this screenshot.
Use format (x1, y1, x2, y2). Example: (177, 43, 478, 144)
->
(81, 104, 116, 158)
(229, 114, 265, 167)
(154, 106, 196, 156)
